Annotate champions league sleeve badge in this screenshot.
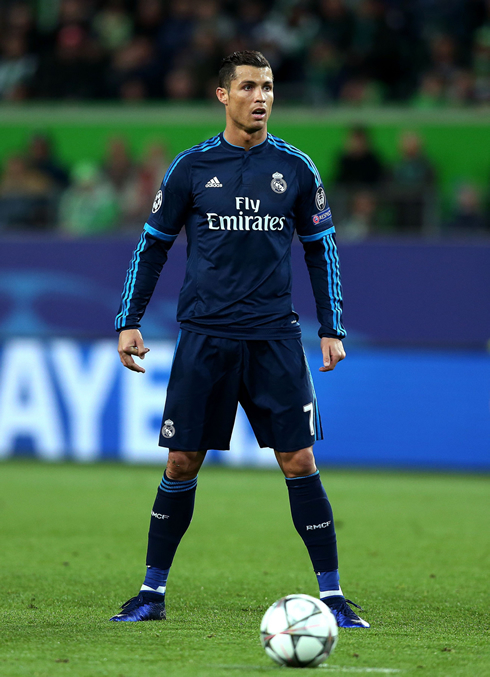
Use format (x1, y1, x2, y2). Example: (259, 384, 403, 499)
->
(152, 189, 163, 213)
(315, 186, 326, 211)
(271, 172, 287, 194)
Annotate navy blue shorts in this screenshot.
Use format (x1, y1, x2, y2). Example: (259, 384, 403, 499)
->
(159, 330, 323, 452)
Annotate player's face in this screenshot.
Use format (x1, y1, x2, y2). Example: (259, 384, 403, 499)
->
(219, 65, 274, 134)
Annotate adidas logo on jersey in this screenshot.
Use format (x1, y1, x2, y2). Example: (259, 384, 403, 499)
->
(205, 176, 222, 188)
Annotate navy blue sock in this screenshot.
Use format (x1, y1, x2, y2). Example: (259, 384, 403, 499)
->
(316, 570, 343, 600)
(141, 566, 169, 596)
(285, 470, 339, 573)
(146, 471, 197, 573)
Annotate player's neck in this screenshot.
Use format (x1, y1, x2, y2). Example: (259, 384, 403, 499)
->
(223, 126, 268, 152)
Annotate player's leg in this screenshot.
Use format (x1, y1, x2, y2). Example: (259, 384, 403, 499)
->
(276, 447, 340, 598)
(110, 331, 242, 621)
(277, 446, 369, 628)
(109, 450, 205, 622)
(240, 340, 341, 598)
(274, 446, 316, 477)
(142, 449, 206, 591)
(275, 445, 340, 598)
(240, 339, 369, 628)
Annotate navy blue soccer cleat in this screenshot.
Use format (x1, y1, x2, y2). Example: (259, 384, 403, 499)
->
(109, 591, 166, 622)
(323, 596, 370, 628)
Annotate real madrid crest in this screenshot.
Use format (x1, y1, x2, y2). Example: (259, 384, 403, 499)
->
(271, 172, 287, 194)
(152, 189, 163, 213)
(161, 419, 175, 438)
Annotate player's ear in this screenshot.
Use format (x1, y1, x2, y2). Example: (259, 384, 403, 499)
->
(216, 87, 228, 105)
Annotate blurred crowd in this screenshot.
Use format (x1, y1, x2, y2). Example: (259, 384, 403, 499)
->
(0, 133, 170, 236)
(0, 128, 488, 238)
(1, 0, 490, 106)
(330, 126, 489, 238)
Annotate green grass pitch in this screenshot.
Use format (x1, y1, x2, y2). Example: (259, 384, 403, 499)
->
(0, 461, 488, 677)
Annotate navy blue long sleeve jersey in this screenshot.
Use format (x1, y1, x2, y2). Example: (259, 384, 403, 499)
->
(115, 132, 346, 341)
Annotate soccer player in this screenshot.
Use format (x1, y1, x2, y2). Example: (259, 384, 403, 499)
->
(111, 51, 369, 628)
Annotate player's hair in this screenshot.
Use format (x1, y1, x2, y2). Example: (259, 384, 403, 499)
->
(218, 51, 272, 91)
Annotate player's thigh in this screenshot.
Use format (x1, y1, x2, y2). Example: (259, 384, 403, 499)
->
(241, 339, 322, 452)
(160, 331, 242, 450)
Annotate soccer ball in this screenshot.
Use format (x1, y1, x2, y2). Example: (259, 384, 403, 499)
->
(260, 594, 338, 668)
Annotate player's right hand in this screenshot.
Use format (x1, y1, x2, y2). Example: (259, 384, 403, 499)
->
(118, 329, 150, 373)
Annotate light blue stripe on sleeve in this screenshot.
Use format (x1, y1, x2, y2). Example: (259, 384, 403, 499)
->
(298, 226, 335, 243)
(322, 235, 346, 337)
(123, 235, 146, 323)
(322, 236, 338, 332)
(115, 231, 146, 329)
(328, 233, 344, 319)
(144, 222, 178, 241)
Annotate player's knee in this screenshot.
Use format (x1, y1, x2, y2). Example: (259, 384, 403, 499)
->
(279, 447, 316, 478)
(166, 450, 205, 480)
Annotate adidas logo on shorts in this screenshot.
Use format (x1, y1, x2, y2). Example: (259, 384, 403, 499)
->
(205, 176, 223, 188)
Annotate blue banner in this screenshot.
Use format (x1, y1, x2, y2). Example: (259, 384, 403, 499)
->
(1, 339, 488, 471)
(0, 238, 489, 346)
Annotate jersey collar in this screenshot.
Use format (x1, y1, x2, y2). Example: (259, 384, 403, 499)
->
(220, 132, 268, 154)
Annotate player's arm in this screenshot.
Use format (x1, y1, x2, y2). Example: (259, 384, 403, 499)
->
(302, 235, 346, 371)
(295, 164, 346, 372)
(115, 158, 191, 372)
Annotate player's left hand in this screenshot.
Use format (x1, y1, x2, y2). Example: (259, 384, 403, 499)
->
(319, 337, 346, 372)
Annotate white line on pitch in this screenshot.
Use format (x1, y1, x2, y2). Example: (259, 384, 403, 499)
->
(320, 667, 402, 674)
(206, 666, 402, 673)
(207, 666, 282, 671)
